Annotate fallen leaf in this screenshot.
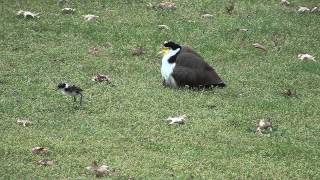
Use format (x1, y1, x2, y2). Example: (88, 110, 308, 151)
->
(158, 24, 170, 30)
(281, 89, 297, 98)
(253, 43, 267, 52)
(86, 161, 110, 177)
(298, 54, 316, 62)
(239, 28, 248, 32)
(92, 74, 111, 83)
(256, 118, 273, 134)
(201, 14, 214, 18)
(62, 8, 75, 14)
(311, 7, 319, 13)
(166, 115, 186, 125)
(83, 14, 99, 21)
(37, 159, 54, 166)
(89, 47, 99, 56)
(280, 0, 290, 6)
(132, 47, 145, 56)
(297, 7, 310, 13)
(17, 119, 32, 127)
(155, 2, 177, 10)
(16, 10, 39, 18)
(32, 147, 49, 154)
(146, 3, 155, 9)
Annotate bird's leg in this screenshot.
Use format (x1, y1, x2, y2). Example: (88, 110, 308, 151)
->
(73, 96, 76, 102)
(79, 94, 83, 106)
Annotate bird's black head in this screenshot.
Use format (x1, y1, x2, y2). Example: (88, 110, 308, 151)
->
(57, 83, 66, 89)
(163, 41, 181, 50)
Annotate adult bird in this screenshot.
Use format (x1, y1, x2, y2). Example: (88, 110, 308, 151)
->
(160, 41, 226, 89)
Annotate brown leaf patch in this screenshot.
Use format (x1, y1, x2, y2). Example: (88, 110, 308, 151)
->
(132, 47, 145, 56)
(92, 74, 111, 83)
(17, 119, 32, 127)
(280, 0, 290, 6)
(37, 159, 54, 166)
(239, 28, 248, 32)
(32, 147, 49, 154)
(201, 14, 214, 18)
(281, 89, 297, 98)
(166, 115, 186, 125)
(83, 14, 99, 21)
(256, 118, 273, 134)
(61, 8, 75, 14)
(298, 54, 316, 62)
(88, 47, 100, 56)
(148, 2, 176, 10)
(16, 10, 39, 18)
(253, 43, 267, 52)
(158, 25, 170, 31)
(86, 161, 110, 177)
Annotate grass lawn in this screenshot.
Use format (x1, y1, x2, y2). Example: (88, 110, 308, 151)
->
(1, 0, 320, 179)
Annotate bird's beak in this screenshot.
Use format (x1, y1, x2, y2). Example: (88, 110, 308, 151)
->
(160, 47, 169, 56)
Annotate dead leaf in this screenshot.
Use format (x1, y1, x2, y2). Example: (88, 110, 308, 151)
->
(166, 115, 186, 125)
(158, 25, 170, 30)
(281, 89, 297, 98)
(154, 2, 177, 10)
(280, 0, 290, 6)
(16, 10, 39, 18)
(239, 28, 248, 32)
(146, 3, 155, 9)
(37, 159, 54, 166)
(201, 14, 214, 18)
(62, 8, 75, 14)
(256, 118, 273, 134)
(297, 7, 310, 13)
(83, 14, 99, 21)
(253, 43, 267, 52)
(311, 7, 319, 13)
(132, 47, 145, 56)
(17, 119, 32, 127)
(86, 161, 110, 177)
(298, 54, 316, 62)
(89, 47, 99, 56)
(92, 74, 111, 83)
(32, 147, 49, 154)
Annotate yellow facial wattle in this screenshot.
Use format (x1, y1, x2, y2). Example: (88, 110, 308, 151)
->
(162, 47, 170, 56)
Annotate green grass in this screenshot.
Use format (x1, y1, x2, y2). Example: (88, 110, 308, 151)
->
(1, 0, 320, 179)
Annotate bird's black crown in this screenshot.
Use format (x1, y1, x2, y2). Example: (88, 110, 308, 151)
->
(57, 83, 66, 89)
(164, 41, 181, 50)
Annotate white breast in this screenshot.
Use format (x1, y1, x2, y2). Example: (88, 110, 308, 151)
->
(160, 48, 180, 87)
(161, 54, 177, 87)
(161, 54, 175, 80)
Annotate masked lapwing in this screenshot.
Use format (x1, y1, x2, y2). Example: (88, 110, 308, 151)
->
(57, 83, 83, 106)
(160, 41, 226, 88)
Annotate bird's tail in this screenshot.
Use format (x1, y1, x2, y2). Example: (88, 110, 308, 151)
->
(216, 81, 226, 88)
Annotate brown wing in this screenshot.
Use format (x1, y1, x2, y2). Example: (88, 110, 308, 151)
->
(173, 47, 225, 87)
(172, 66, 225, 88)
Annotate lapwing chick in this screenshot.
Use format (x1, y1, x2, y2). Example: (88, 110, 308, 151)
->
(57, 83, 83, 106)
(160, 41, 226, 89)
